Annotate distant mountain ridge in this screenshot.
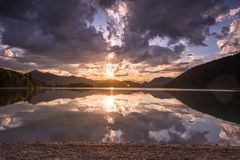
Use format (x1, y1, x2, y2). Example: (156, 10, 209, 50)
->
(29, 70, 143, 87)
(29, 70, 94, 86)
(164, 53, 240, 89)
(143, 77, 174, 87)
(29, 70, 176, 87)
(3, 52, 240, 89)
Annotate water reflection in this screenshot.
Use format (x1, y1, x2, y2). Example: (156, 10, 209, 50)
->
(167, 91, 240, 123)
(0, 89, 240, 145)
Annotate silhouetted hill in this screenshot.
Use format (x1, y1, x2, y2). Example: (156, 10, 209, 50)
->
(164, 53, 240, 89)
(143, 77, 174, 87)
(0, 69, 144, 88)
(29, 70, 143, 87)
(0, 68, 43, 88)
(29, 70, 94, 86)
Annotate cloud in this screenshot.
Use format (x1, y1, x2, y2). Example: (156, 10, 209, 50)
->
(123, 0, 227, 46)
(112, 30, 186, 65)
(217, 19, 240, 54)
(0, 0, 108, 66)
(108, 0, 227, 66)
(98, 0, 116, 8)
(0, 0, 237, 79)
(216, 6, 240, 22)
(230, 7, 240, 17)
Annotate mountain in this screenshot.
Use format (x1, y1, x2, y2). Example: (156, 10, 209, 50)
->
(0, 68, 44, 88)
(29, 70, 143, 87)
(94, 79, 143, 87)
(143, 77, 174, 87)
(0, 69, 143, 88)
(29, 70, 94, 86)
(164, 53, 240, 89)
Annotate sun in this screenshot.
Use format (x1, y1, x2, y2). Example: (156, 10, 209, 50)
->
(106, 69, 115, 78)
(105, 63, 115, 78)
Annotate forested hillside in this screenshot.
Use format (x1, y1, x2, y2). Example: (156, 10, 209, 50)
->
(164, 53, 240, 89)
(0, 68, 44, 88)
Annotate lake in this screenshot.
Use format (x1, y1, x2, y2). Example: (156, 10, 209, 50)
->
(0, 88, 240, 145)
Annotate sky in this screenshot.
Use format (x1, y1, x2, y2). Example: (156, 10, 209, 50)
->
(0, 0, 240, 82)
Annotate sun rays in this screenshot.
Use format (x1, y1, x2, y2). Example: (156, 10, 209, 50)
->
(104, 63, 115, 78)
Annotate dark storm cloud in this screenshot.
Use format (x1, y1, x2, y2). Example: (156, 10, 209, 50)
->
(0, 0, 230, 70)
(98, 0, 116, 8)
(112, 30, 186, 65)
(128, 44, 185, 65)
(0, 0, 107, 64)
(124, 0, 227, 46)
(109, 0, 227, 66)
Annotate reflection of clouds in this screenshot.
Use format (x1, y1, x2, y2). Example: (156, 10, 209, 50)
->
(149, 124, 208, 144)
(74, 92, 182, 115)
(0, 103, 38, 117)
(3, 92, 182, 115)
(174, 112, 201, 124)
(37, 99, 72, 106)
(106, 116, 114, 124)
(149, 126, 193, 142)
(0, 115, 21, 131)
(148, 112, 240, 145)
(149, 129, 171, 142)
(102, 129, 123, 143)
(111, 110, 185, 142)
(0, 111, 108, 142)
(0, 91, 240, 145)
(103, 96, 117, 112)
(219, 124, 240, 144)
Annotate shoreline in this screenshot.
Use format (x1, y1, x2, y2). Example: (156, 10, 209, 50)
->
(1, 142, 240, 159)
(0, 87, 240, 92)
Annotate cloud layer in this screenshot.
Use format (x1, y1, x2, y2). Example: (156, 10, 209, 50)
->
(109, 0, 228, 66)
(123, 0, 227, 45)
(0, 0, 238, 80)
(0, 0, 107, 64)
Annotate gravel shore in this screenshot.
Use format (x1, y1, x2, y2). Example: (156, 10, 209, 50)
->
(0, 142, 240, 160)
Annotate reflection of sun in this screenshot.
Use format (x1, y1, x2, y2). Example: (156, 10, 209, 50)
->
(103, 96, 116, 112)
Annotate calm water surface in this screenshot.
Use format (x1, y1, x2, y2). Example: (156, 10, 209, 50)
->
(0, 88, 240, 145)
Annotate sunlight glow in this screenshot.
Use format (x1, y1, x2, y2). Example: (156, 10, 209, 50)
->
(106, 52, 115, 60)
(105, 63, 115, 78)
(106, 69, 114, 78)
(103, 96, 115, 112)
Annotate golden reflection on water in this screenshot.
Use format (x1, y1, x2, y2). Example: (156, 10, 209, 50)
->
(34, 92, 182, 115)
(1, 90, 240, 145)
(103, 96, 115, 112)
(68, 92, 182, 115)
